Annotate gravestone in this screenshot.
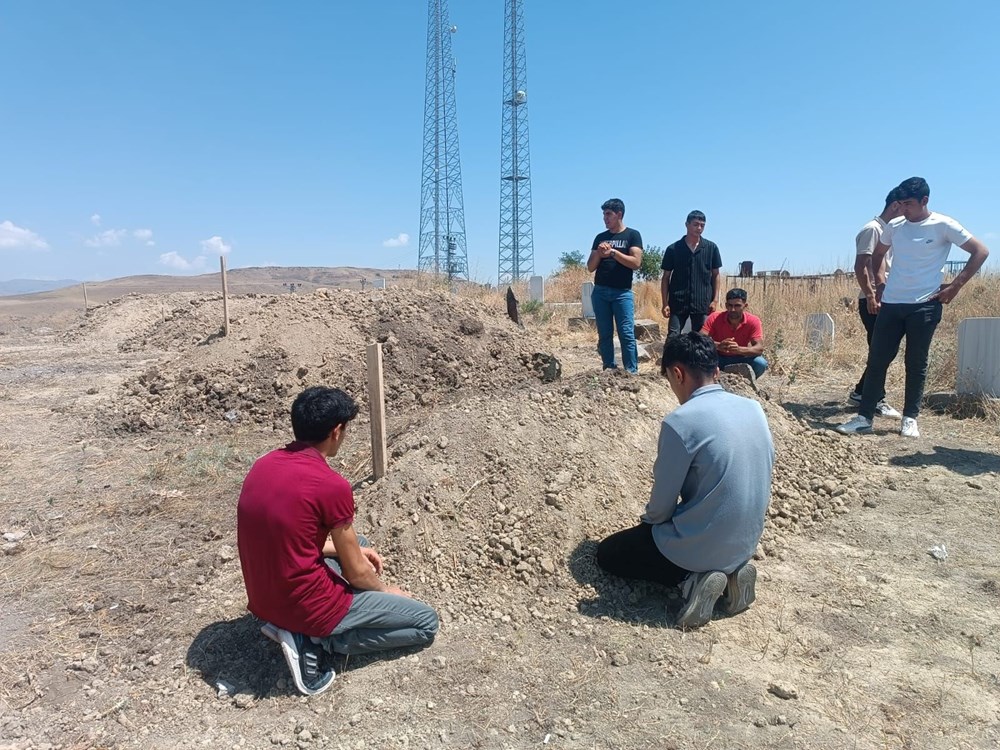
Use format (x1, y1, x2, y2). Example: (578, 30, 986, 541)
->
(528, 275, 544, 303)
(957, 317, 1000, 396)
(581, 282, 595, 319)
(373, 278, 387, 290)
(805, 313, 835, 351)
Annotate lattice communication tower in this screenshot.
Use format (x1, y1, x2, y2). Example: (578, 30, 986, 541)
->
(497, 0, 534, 284)
(418, 0, 468, 280)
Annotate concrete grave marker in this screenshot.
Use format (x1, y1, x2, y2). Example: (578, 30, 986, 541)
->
(957, 317, 1000, 396)
(581, 282, 595, 319)
(373, 278, 387, 290)
(805, 313, 835, 351)
(528, 275, 544, 303)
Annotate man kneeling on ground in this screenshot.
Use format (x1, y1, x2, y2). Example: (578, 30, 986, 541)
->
(596, 332, 774, 628)
(701, 287, 768, 383)
(237, 386, 438, 695)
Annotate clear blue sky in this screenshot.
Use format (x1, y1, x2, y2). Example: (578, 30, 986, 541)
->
(2, 1, 998, 283)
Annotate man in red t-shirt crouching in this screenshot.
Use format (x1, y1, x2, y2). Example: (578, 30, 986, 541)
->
(237, 386, 438, 695)
(701, 288, 768, 383)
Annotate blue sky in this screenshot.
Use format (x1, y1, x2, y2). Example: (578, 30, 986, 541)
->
(2, 1, 998, 283)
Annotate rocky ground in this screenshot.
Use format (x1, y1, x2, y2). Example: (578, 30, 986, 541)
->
(1, 288, 998, 750)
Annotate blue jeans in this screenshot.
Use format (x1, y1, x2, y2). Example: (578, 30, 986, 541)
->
(859, 301, 941, 420)
(320, 535, 439, 655)
(591, 284, 638, 373)
(719, 355, 768, 378)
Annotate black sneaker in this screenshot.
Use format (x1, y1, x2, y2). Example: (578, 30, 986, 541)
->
(275, 627, 335, 696)
(676, 571, 727, 629)
(720, 562, 757, 616)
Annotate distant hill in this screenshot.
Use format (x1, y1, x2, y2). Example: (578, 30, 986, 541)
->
(0, 279, 79, 296)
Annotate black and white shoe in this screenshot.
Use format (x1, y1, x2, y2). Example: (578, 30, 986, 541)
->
(676, 571, 727, 629)
(262, 622, 335, 696)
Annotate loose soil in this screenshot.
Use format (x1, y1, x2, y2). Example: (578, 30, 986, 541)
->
(1, 283, 998, 750)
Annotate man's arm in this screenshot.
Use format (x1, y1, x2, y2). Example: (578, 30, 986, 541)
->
(328, 523, 408, 596)
(709, 268, 721, 312)
(934, 237, 990, 303)
(853, 254, 874, 296)
(660, 270, 672, 318)
(640, 424, 690, 525)
(610, 245, 642, 271)
(865, 241, 890, 313)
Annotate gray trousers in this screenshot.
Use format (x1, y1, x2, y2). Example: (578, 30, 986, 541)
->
(320, 535, 439, 655)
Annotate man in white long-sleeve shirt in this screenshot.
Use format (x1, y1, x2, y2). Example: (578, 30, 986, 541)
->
(597, 332, 774, 628)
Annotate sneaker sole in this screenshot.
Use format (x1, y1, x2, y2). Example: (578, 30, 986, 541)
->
(835, 424, 873, 435)
(722, 564, 756, 616)
(276, 628, 335, 696)
(676, 571, 727, 629)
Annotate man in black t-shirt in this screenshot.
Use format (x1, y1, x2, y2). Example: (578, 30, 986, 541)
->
(586, 198, 644, 373)
(661, 210, 723, 339)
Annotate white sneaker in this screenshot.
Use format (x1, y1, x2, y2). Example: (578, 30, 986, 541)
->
(836, 415, 873, 435)
(875, 401, 901, 418)
(900, 417, 920, 437)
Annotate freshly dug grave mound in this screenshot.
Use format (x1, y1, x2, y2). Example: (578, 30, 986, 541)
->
(92, 288, 555, 433)
(345, 370, 882, 627)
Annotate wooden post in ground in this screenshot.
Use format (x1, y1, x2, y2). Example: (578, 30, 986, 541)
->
(82, 282, 89, 312)
(366, 343, 388, 480)
(220, 256, 230, 336)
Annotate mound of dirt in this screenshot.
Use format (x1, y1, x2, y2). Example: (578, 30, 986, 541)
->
(89, 288, 555, 433)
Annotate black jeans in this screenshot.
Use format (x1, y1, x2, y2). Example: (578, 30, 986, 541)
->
(854, 301, 884, 399)
(859, 301, 942, 420)
(667, 311, 708, 339)
(596, 523, 690, 587)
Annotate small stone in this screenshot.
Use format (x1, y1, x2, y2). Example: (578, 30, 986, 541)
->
(431, 656, 447, 669)
(611, 652, 629, 667)
(2, 530, 27, 543)
(233, 693, 254, 709)
(350, 714, 363, 726)
(438, 436, 449, 449)
(297, 729, 312, 742)
(850, 599, 864, 607)
(967, 480, 983, 490)
(216, 545, 236, 563)
(767, 682, 799, 700)
(863, 498, 877, 508)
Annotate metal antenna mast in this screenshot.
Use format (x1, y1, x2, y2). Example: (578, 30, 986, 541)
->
(418, 0, 468, 280)
(497, 0, 534, 285)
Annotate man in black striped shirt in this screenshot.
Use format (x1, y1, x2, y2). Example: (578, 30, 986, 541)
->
(660, 210, 723, 339)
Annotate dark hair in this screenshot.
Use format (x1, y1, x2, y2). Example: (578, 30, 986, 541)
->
(686, 210, 706, 224)
(291, 386, 359, 443)
(601, 198, 625, 217)
(660, 332, 719, 377)
(884, 186, 903, 209)
(896, 177, 929, 201)
(726, 288, 748, 302)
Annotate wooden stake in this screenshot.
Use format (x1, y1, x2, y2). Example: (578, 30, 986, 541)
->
(82, 282, 89, 312)
(366, 343, 388, 480)
(220, 256, 230, 336)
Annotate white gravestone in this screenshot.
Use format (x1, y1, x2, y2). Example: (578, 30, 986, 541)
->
(528, 275, 544, 303)
(957, 317, 1000, 396)
(805, 313, 835, 351)
(581, 282, 595, 319)
(373, 278, 387, 290)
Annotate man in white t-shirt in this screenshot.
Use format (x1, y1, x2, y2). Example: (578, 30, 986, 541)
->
(838, 177, 990, 437)
(849, 187, 904, 417)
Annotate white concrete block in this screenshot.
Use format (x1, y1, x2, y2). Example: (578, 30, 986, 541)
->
(805, 313, 835, 351)
(957, 317, 1000, 396)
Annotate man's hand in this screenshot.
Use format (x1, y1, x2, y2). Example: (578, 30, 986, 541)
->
(661, 303, 670, 319)
(361, 546, 383, 575)
(598, 242, 613, 258)
(931, 282, 960, 304)
(708, 300, 718, 313)
(385, 585, 413, 598)
(718, 337, 738, 354)
(866, 295, 880, 315)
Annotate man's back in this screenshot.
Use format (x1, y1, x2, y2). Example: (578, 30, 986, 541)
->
(648, 385, 773, 573)
(237, 444, 354, 637)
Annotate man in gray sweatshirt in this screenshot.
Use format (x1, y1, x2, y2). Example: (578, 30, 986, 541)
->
(596, 332, 774, 628)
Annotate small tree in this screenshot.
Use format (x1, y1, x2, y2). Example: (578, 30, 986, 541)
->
(637, 244, 663, 281)
(558, 250, 585, 271)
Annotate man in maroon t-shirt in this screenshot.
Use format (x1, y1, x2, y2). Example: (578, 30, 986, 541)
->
(238, 386, 438, 695)
(701, 288, 768, 382)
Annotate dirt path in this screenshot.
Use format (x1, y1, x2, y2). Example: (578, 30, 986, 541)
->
(1, 296, 998, 750)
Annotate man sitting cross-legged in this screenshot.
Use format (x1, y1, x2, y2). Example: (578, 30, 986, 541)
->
(701, 287, 768, 383)
(596, 332, 774, 628)
(237, 386, 438, 695)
